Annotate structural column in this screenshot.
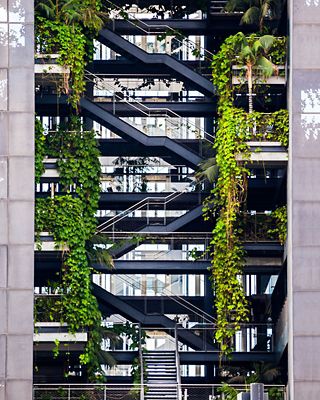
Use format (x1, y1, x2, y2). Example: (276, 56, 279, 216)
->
(289, 0, 320, 398)
(0, 0, 34, 398)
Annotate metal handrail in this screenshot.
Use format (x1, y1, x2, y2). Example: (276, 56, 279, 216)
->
(85, 70, 215, 144)
(96, 190, 186, 233)
(105, 0, 214, 62)
(114, 273, 217, 324)
(174, 324, 182, 400)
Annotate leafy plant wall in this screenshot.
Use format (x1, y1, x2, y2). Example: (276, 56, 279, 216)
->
(207, 32, 288, 357)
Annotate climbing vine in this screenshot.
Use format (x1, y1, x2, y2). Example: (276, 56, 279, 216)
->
(35, 117, 108, 381)
(35, 0, 107, 108)
(268, 206, 287, 245)
(35, 118, 46, 183)
(207, 33, 288, 357)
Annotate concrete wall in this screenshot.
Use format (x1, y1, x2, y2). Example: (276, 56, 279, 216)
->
(288, 0, 320, 398)
(0, 0, 34, 398)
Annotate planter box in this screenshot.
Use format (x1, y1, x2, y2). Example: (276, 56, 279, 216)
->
(232, 65, 286, 85)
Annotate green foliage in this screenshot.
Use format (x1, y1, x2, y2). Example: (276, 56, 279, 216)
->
(206, 107, 250, 358)
(46, 117, 101, 233)
(209, 33, 288, 358)
(35, 0, 107, 108)
(217, 383, 239, 400)
(35, 118, 106, 381)
(35, 118, 46, 183)
(268, 206, 287, 244)
(268, 387, 284, 400)
(36, 18, 86, 108)
(224, 0, 285, 33)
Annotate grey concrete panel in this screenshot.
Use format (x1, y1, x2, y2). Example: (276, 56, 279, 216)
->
(0, 380, 4, 400)
(6, 380, 32, 400)
(0, 1, 7, 22)
(0, 0, 34, 394)
(0, 112, 8, 156)
(293, 2, 320, 23)
(293, 336, 320, 381)
(8, 157, 34, 200)
(0, 158, 7, 199)
(291, 158, 320, 201)
(291, 70, 320, 114)
(9, 23, 33, 67)
(292, 291, 320, 335)
(292, 246, 320, 291)
(0, 336, 5, 378)
(0, 69, 7, 111)
(291, 113, 320, 158)
(7, 289, 33, 333)
(8, 112, 33, 156)
(0, 289, 6, 334)
(292, 202, 320, 246)
(292, 25, 320, 70)
(6, 334, 33, 379)
(0, 24, 8, 67)
(9, 0, 33, 23)
(8, 245, 33, 289)
(8, 200, 33, 244)
(8, 67, 33, 112)
(293, 382, 320, 398)
(0, 200, 8, 244)
(0, 246, 7, 288)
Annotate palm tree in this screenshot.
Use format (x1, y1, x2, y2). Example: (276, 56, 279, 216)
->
(235, 33, 276, 113)
(35, 0, 108, 32)
(224, 0, 284, 33)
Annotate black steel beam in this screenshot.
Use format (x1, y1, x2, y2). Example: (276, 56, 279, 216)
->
(90, 59, 211, 80)
(88, 98, 216, 117)
(103, 16, 244, 35)
(105, 350, 277, 364)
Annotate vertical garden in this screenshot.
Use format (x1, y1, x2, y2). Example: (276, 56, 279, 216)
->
(207, 32, 288, 356)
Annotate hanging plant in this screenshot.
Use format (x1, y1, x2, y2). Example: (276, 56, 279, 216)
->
(35, 117, 112, 381)
(35, 0, 108, 108)
(35, 118, 46, 183)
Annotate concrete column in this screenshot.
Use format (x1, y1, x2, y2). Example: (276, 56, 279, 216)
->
(0, 0, 34, 398)
(288, 0, 320, 398)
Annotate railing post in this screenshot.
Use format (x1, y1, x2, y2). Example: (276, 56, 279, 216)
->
(138, 323, 145, 400)
(104, 385, 107, 400)
(174, 324, 182, 400)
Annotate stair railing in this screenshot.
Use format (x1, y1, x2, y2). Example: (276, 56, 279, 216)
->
(115, 273, 217, 324)
(138, 323, 145, 400)
(174, 324, 182, 400)
(105, 0, 214, 62)
(85, 70, 215, 144)
(96, 189, 187, 234)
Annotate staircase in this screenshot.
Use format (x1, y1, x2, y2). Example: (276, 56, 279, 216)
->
(144, 351, 178, 400)
(97, 29, 214, 97)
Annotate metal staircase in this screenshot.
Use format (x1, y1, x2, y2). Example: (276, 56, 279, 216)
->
(80, 97, 203, 168)
(93, 283, 217, 351)
(97, 29, 214, 97)
(144, 351, 178, 400)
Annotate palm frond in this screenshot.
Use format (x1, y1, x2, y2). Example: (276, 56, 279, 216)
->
(196, 157, 219, 183)
(240, 6, 260, 26)
(259, 35, 275, 52)
(256, 55, 276, 77)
